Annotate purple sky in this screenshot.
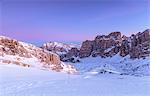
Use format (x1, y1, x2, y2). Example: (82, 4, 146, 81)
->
(0, 0, 150, 45)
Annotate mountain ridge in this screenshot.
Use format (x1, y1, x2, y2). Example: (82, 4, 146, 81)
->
(56, 29, 150, 63)
(0, 36, 78, 74)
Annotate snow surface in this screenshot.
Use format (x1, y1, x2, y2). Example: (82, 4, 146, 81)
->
(0, 54, 41, 68)
(72, 54, 150, 76)
(0, 64, 150, 96)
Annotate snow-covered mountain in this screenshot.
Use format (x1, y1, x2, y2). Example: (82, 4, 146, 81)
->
(0, 32, 149, 96)
(0, 36, 78, 74)
(42, 29, 150, 76)
(42, 41, 80, 55)
(0, 29, 149, 76)
(67, 29, 150, 59)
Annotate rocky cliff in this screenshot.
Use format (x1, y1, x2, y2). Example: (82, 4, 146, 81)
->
(61, 29, 150, 60)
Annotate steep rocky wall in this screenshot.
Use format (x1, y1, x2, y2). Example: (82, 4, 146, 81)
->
(64, 29, 150, 59)
(79, 40, 94, 58)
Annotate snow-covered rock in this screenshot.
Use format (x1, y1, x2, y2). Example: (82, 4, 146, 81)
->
(0, 36, 78, 74)
(42, 41, 81, 63)
(42, 41, 78, 55)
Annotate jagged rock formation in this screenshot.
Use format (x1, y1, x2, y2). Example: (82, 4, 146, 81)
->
(92, 32, 121, 57)
(77, 31, 122, 58)
(57, 29, 150, 60)
(130, 29, 150, 58)
(94, 29, 148, 58)
(0, 36, 78, 74)
(79, 40, 94, 58)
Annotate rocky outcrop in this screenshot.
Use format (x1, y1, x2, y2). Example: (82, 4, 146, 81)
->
(0, 38, 32, 58)
(79, 32, 122, 58)
(42, 29, 150, 62)
(130, 29, 150, 58)
(65, 29, 150, 59)
(59, 48, 80, 63)
(0, 36, 62, 70)
(120, 40, 130, 57)
(66, 47, 79, 57)
(79, 40, 94, 58)
(0, 36, 78, 73)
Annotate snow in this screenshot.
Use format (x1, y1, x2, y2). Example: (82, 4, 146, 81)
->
(0, 54, 43, 68)
(43, 42, 77, 51)
(104, 46, 115, 52)
(42, 41, 81, 55)
(0, 54, 77, 74)
(72, 54, 150, 76)
(0, 53, 150, 96)
(0, 64, 150, 96)
(61, 62, 78, 74)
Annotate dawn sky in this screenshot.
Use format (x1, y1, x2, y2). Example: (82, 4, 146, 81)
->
(0, 0, 150, 45)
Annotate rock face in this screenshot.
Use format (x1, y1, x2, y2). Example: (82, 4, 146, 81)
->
(62, 29, 150, 59)
(0, 38, 31, 58)
(66, 47, 79, 57)
(130, 29, 150, 58)
(0, 36, 78, 73)
(79, 40, 94, 58)
(42, 29, 150, 62)
(120, 40, 130, 57)
(79, 32, 122, 58)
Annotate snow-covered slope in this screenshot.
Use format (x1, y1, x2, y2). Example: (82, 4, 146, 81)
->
(0, 36, 78, 74)
(72, 54, 150, 76)
(0, 64, 149, 96)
